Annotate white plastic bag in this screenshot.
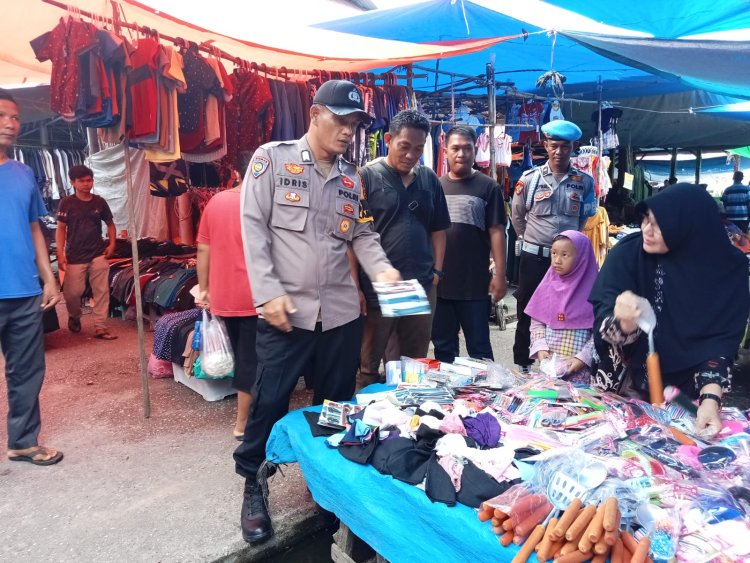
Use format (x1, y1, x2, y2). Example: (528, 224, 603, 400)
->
(199, 309, 235, 378)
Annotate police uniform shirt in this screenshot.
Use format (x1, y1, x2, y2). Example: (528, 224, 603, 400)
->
(510, 163, 596, 248)
(241, 136, 392, 331)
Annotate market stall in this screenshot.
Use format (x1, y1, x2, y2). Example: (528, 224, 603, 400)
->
(266, 367, 750, 563)
(14, 0, 523, 413)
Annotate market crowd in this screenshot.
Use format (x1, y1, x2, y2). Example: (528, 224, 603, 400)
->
(1, 82, 748, 547)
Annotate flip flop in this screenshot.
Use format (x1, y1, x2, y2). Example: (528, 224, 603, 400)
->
(8, 446, 64, 466)
(94, 330, 118, 340)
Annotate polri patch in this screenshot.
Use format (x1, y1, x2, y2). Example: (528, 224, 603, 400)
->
(515, 180, 524, 195)
(339, 218, 351, 233)
(285, 163, 304, 175)
(251, 156, 270, 178)
(285, 192, 301, 203)
(343, 203, 355, 215)
(341, 176, 355, 189)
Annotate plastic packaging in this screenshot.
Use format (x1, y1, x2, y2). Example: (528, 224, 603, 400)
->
(199, 309, 235, 378)
(635, 503, 680, 561)
(401, 356, 426, 384)
(482, 361, 521, 389)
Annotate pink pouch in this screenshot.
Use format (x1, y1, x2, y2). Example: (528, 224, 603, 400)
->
(148, 353, 174, 379)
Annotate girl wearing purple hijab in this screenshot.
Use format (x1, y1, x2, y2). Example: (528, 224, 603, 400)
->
(524, 230, 599, 383)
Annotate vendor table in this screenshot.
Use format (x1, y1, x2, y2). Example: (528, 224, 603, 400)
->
(266, 385, 522, 563)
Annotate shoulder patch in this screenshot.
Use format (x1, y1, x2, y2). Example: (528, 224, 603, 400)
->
(514, 180, 525, 195)
(251, 156, 270, 179)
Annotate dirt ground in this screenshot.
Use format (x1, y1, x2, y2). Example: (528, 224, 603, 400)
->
(0, 303, 327, 563)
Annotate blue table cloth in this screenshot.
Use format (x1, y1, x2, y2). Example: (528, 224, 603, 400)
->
(266, 385, 523, 563)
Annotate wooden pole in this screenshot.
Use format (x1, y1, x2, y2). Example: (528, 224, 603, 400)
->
(123, 141, 151, 418)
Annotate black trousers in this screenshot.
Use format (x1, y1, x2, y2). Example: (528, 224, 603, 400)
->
(432, 297, 494, 363)
(234, 317, 363, 480)
(1, 295, 46, 449)
(512, 250, 551, 366)
(221, 315, 258, 394)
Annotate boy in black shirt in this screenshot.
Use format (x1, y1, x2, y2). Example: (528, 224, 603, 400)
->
(56, 165, 117, 339)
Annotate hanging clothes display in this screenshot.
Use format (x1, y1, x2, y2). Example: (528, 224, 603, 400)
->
(13, 147, 86, 201)
(542, 99, 565, 123)
(582, 206, 611, 268)
(571, 153, 612, 199)
(88, 145, 169, 240)
(591, 104, 623, 150)
(475, 128, 512, 168)
(31, 17, 99, 122)
(517, 101, 543, 144)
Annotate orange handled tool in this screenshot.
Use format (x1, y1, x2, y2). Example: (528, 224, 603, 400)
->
(646, 331, 664, 405)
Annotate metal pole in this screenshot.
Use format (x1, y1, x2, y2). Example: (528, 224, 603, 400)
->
(596, 76, 603, 193)
(695, 149, 702, 184)
(487, 62, 496, 173)
(123, 141, 151, 418)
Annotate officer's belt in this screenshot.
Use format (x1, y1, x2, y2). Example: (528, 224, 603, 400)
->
(522, 241, 551, 258)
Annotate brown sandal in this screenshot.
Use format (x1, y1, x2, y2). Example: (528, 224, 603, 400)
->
(94, 329, 118, 340)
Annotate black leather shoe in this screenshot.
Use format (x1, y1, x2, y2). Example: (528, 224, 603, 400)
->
(68, 317, 81, 333)
(241, 480, 273, 544)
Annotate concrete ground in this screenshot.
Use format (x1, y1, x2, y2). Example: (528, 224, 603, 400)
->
(2, 293, 747, 562)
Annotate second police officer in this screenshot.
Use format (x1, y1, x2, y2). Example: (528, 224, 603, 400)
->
(511, 119, 596, 372)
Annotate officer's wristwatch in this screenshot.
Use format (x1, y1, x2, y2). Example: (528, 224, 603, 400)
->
(433, 268, 445, 279)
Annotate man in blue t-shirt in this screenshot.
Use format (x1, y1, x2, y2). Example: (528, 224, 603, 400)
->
(0, 89, 63, 466)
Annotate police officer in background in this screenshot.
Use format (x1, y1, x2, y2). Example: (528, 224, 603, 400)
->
(237, 80, 400, 544)
(511, 120, 596, 372)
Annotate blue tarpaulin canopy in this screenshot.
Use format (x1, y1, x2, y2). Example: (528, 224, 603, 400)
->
(553, 0, 750, 38)
(698, 101, 750, 122)
(314, 0, 679, 98)
(315, 0, 750, 147)
(316, 0, 750, 101)
(562, 32, 750, 100)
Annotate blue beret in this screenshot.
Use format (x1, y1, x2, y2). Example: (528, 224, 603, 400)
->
(541, 120, 582, 141)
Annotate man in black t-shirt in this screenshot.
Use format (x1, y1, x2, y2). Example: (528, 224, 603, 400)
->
(356, 110, 451, 388)
(432, 125, 507, 362)
(56, 165, 117, 339)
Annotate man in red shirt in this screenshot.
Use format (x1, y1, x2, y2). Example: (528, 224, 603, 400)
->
(196, 167, 257, 439)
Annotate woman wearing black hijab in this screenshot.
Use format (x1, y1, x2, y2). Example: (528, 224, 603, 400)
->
(589, 184, 749, 438)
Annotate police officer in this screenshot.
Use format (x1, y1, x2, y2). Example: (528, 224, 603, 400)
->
(236, 80, 400, 544)
(511, 120, 596, 372)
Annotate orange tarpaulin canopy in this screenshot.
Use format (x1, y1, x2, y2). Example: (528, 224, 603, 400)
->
(2, 0, 520, 86)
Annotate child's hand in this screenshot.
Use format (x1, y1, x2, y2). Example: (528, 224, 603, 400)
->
(537, 350, 551, 361)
